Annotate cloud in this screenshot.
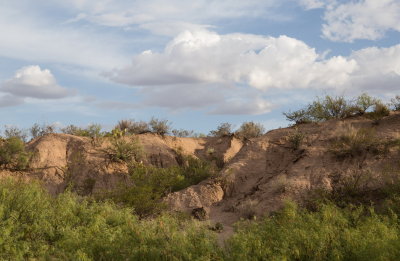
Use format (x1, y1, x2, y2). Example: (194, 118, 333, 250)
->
(107, 30, 358, 90)
(321, 0, 400, 42)
(0, 5, 128, 70)
(298, 0, 327, 10)
(106, 30, 400, 114)
(1, 66, 73, 99)
(210, 98, 274, 115)
(60, 0, 286, 35)
(0, 94, 24, 108)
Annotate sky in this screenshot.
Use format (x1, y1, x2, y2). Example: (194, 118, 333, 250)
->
(0, 0, 399, 133)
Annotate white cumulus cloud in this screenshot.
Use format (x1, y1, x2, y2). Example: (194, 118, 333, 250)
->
(1, 66, 74, 102)
(107, 30, 358, 90)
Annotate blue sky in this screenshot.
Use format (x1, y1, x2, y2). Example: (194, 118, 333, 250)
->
(0, 0, 399, 134)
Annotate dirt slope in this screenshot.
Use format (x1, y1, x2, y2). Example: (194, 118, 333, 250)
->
(166, 112, 400, 230)
(1, 112, 399, 234)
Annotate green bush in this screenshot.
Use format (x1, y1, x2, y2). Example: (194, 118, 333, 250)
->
(3, 126, 27, 142)
(61, 124, 103, 138)
(105, 137, 145, 163)
(287, 128, 305, 150)
(354, 93, 378, 115)
(109, 156, 216, 217)
(209, 123, 233, 137)
(115, 119, 151, 135)
(172, 129, 194, 137)
(283, 94, 393, 124)
(227, 202, 400, 261)
(391, 95, 400, 111)
(149, 117, 171, 136)
(0, 137, 32, 170)
(366, 102, 391, 121)
(0, 179, 222, 260)
(235, 121, 265, 139)
(30, 123, 55, 139)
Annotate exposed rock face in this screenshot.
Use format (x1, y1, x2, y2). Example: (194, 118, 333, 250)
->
(164, 112, 400, 227)
(1, 133, 242, 196)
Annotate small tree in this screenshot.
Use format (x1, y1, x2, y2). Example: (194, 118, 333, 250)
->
(235, 122, 265, 139)
(209, 123, 233, 137)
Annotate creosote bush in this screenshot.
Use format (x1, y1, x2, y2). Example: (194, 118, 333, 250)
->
(105, 136, 145, 163)
(149, 117, 171, 136)
(284, 94, 393, 124)
(235, 121, 265, 139)
(61, 124, 103, 138)
(30, 123, 56, 139)
(209, 122, 233, 137)
(0, 137, 32, 170)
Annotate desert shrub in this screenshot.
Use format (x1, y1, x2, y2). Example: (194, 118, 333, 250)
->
(129, 120, 151, 134)
(390, 95, 400, 111)
(30, 123, 56, 139)
(329, 126, 384, 159)
(287, 128, 305, 150)
(309, 95, 352, 121)
(0, 179, 222, 260)
(108, 156, 216, 217)
(283, 109, 312, 124)
(61, 124, 103, 138)
(149, 117, 171, 136)
(115, 119, 134, 132)
(60, 124, 80, 135)
(283, 94, 388, 124)
(0, 137, 32, 170)
(366, 102, 391, 121)
(106, 137, 145, 163)
(172, 129, 194, 137)
(3, 126, 27, 142)
(227, 202, 400, 260)
(209, 123, 233, 137)
(354, 93, 378, 115)
(235, 122, 265, 139)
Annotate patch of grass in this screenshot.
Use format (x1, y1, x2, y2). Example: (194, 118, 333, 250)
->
(329, 126, 385, 159)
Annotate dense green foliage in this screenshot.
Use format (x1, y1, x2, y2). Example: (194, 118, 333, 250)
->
(105, 136, 145, 163)
(227, 202, 400, 261)
(3, 180, 400, 260)
(0, 180, 221, 260)
(0, 137, 32, 170)
(108, 156, 217, 217)
(284, 94, 393, 124)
